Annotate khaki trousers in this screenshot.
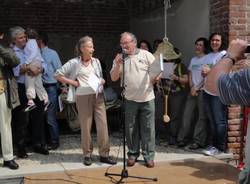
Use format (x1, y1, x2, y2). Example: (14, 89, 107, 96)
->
(76, 93, 110, 157)
(0, 93, 14, 161)
(25, 73, 48, 101)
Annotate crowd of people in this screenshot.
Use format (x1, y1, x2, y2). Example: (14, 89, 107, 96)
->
(137, 33, 230, 158)
(0, 26, 249, 184)
(0, 26, 62, 169)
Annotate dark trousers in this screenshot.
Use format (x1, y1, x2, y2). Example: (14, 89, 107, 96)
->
(168, 91, 187, 139)
(154, 91, 168, 140)
(125, 99, 155, 161)
(12, 83, 46, 149)
(203, 92, 227, 151)
(44, 84, 59, 144)
(178, 91, 207, 146)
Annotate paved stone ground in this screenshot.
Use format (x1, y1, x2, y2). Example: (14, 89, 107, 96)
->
(0, 133, 234, 183)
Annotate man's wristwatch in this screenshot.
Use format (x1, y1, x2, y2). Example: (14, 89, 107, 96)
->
(223, 54, 236, 65)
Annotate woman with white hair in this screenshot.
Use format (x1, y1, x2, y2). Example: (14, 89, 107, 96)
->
(55, 36, 116, 166)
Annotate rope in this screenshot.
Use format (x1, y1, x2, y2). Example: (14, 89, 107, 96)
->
(163, 0, 171, 42)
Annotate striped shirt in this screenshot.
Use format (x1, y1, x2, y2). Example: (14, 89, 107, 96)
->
(218, 68, 250, 106)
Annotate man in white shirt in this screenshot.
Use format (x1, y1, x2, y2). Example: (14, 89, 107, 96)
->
(110, 32, 161, 168)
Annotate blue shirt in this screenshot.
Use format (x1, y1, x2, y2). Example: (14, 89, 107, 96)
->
(13, 45, 47, 84)
(41, 47, 62, 84)
(218, 69, 250, 106)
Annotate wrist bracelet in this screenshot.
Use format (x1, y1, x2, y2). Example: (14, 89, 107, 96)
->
(223, 54, 236, 65)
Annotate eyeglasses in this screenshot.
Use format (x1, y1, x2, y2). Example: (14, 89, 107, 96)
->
(120, 40, 133, 46)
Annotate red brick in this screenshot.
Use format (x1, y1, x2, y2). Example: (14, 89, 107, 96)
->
(228, 131, 241, 137)
(228, 148, 241, 154)
(228, 112, 241, 119)
(228, 136, 242, 142)
(230, 0, 247, 5)
(228, 106, 241, 112)
(238, 19, 247, 24)
(228, 124, 241, 131)
(228, 118, 242, 125)
(228, 143, 241, 148)
(228, 137, 237, 142)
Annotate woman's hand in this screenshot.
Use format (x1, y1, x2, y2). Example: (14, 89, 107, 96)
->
(55, 75, 79, 88)
(100, 78, 105, 85)
(170, 74, 179, 81)
(201, 65, 211, 77)
(72, 80, 80, 87)
(190, 86, 198, 96)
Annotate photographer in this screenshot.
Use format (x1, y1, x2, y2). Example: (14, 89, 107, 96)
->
(204, 39, 249, 184)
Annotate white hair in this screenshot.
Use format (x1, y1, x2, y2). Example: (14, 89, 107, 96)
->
(9, 26, 25, 41)
(121, 32, 137, 44)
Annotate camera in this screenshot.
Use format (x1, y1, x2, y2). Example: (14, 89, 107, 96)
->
(245, 44, 250, 53)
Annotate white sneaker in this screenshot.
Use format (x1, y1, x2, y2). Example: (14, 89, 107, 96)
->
(44, 101, 51, 112)
(24, 100, 37, 112)
(202, 146, 219, 156)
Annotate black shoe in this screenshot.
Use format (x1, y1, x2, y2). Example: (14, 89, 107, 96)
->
(177, 141, 186, 147)
(3, 160, 19, 170)
(33, 145, 49, 155)
(48, 143, 59, 150)
(17, 149, 28, 159)
(100, 156, 117, 165)
(145, 160, 155, 168)
(188, 143, 201, 150)
(83, 157, 92, 166)
(168, 136, 177, 145)
(127, 157, 136, 167)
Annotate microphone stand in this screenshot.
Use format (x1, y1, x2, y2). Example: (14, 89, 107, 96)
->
(105, 53, 158, 183)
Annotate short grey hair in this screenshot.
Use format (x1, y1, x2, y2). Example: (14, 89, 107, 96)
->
(75, 36, 93, 56)
(9, 26, 25, 41)
(121, 32, 137, 44)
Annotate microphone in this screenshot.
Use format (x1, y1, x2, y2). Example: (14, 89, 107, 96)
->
(116, 46, 127, 61)
(121, 49, 128, 60)
(121, 49, 125, 60)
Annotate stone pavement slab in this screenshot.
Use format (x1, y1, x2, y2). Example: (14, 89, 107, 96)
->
(0, 134, 233, 181)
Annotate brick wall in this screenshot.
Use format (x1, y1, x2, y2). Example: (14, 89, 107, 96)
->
(0, 1, 129, 84)
(210, 0, 250, 161)
(228, 0, 250, 42)
(227, 0, 250, 161)
(0, 1, 129, 34)
(209, 0, 229, 42)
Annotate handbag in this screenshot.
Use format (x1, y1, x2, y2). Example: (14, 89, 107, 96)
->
(6, 76, 20, 109)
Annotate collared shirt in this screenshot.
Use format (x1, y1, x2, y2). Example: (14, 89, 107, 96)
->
(55, 57, 103, 102)
(13, 45, 47, 84)
(24, 39, 44, 65)
(218, 69, 250, 106)
(110, 49, 160, 102)
(41, 46, 62, 84)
